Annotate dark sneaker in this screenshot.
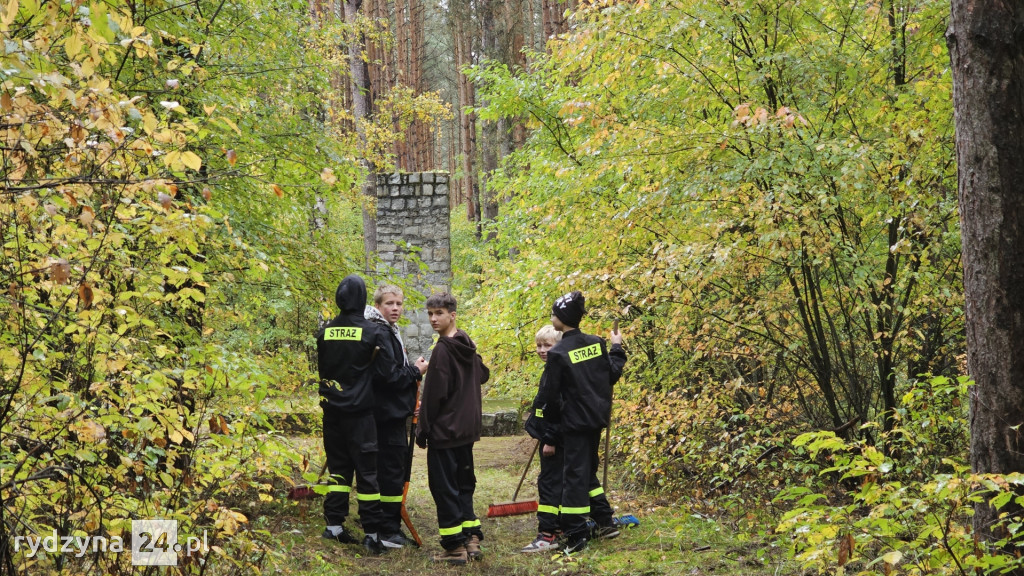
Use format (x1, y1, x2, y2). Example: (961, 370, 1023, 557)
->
(321, 527, 357, 544)
(380, 532, 417, 549)
(521, 532, 560, 553)
(362, 534, 385, 555)
(432, 545, 468, 565)
(466, 534, 482, 560)
(592, 524, 620, 540)
(563, 536, 588, 554)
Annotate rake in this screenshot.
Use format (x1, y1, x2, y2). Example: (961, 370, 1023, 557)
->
(400, 390, 423, 546)
(487, 439, 540, 517)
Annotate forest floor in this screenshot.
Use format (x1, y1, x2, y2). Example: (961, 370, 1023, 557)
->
(256, 434, 796, 576)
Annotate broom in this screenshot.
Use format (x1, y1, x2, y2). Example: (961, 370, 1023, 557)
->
(487, 439, 540, 517)
(603, 319, 620, 489)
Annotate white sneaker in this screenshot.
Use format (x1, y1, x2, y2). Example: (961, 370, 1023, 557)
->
(521, 532, 560, 553)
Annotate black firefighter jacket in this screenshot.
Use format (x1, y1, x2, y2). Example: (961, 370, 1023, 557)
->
(316, 276, 394, 414)
(538, 328, 627, 433)
(525, 371, 561, 446)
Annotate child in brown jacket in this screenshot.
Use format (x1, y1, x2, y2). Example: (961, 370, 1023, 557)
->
(415, 292, 490, 565)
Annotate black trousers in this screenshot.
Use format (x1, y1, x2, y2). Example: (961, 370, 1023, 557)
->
(427, 443, 483, 550)
(322, 409, 384, 535)
(560, 429, 613, 539)
(375, 418, 410, 535)
(586, 430, 614, 527)
(537, 444, 564, 534)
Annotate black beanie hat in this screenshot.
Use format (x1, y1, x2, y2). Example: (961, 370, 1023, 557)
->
(552, 291, 586, 328)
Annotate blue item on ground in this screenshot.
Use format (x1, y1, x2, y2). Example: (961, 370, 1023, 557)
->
(613, 514, 640, 527)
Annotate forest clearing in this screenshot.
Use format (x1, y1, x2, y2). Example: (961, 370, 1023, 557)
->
(269, 434, 783, 575)
(3, 0, 1024, 574)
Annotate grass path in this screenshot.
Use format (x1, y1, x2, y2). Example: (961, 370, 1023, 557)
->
(260, 435, 791, 575)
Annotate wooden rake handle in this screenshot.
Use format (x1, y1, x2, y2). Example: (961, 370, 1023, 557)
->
(605, 319, 619, 489)
(512, 439, 540, 502)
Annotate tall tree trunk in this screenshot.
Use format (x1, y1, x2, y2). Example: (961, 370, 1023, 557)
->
(524, 0, 536, 54)
(410, 0, 431, 170)
(308, 0, 334, 235)
(453, 8, 479, 224)
(395, 0, 410, 169)
(542, 0, 555, 41)
(448, 116, 458, 205)
(366, 0, 390, 111)
(479, 0, 499, 230)
(509, 0, 529, 149)
(946, 0, 1024, 556)
(543, 0, 573, 42)
(344, 0, 377, 269)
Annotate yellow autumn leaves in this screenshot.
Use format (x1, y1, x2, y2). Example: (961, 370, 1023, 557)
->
(164, 149, 203, 172)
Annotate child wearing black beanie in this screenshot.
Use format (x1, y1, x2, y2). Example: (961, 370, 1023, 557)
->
(541, 291, 627, 553)
(552, 290, 587, 328)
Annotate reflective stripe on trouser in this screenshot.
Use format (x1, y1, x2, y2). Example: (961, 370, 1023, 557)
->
(587, 430, 614, 526)
(427, 443, 481, 550)
(537, 444, 564, 534)
(439, 524, 463, 537)
(462, 518, 482, 540)
(560, 430, 602, 539)
(322, 410, 385, 533)
(376, 418, 410, 535)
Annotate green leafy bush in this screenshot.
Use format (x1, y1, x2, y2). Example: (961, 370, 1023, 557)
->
(775, 376, 1024, 575)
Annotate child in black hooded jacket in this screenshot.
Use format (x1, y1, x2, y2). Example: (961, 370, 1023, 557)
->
(415, 292, 490, 565)
(542, 291, 626, 553)
(316, 274, 394, 553)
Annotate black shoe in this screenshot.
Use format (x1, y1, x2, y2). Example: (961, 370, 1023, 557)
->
(363, 534, 385, 555)
(563, 536, 588, 554)
(380, 532, 419, 549)
(321, 528, 357, 544)
(592, 524, 621, 540)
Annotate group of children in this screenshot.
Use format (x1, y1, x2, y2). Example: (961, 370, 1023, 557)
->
(315, 275, 627, 564)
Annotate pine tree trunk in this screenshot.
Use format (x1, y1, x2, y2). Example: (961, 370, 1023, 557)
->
(395, 0, 410, 169)
(946, 0, 1024, 556)
(366, 0, 389, 110)
(479, 0, 499, 228)
(542, 0, 555, 41)
(453, 8, 478, 224)
(344, 0, 378, 268)
(411, 0, 431, 170)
